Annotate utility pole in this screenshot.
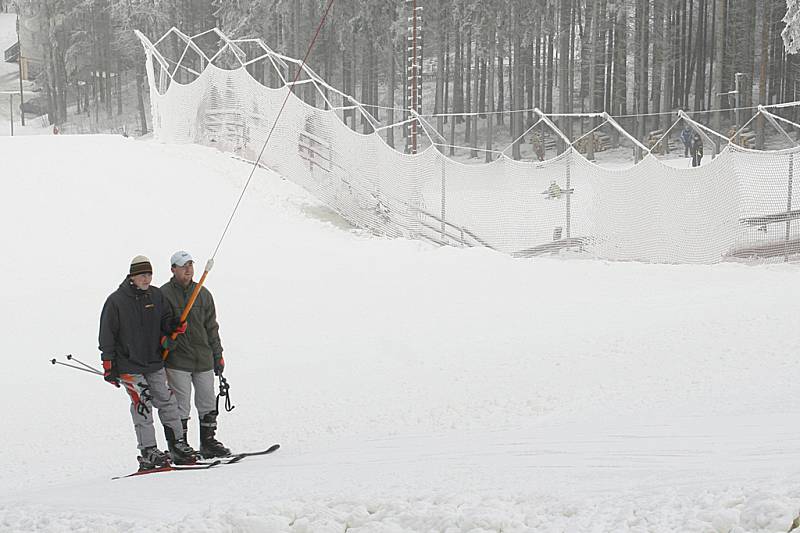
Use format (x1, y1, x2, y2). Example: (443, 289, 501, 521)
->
(406, 0, 422, 154)
(15, 1, 25, 125)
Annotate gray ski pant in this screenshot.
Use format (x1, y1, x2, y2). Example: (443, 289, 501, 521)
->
(165, 368, 216, 421)
(120, 368, 183, 451)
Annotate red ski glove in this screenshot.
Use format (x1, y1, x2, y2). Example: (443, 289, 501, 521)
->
(173, 320, 187, 335)
(213, 354, 225, 376)
(103, 360, 120, 388)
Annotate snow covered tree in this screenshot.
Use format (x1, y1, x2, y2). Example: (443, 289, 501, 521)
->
(782, 0, 800, 53)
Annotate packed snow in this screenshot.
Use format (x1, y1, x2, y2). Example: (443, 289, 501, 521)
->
(1, 134, 800, 532)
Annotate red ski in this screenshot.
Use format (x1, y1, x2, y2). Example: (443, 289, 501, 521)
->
(112, 460, 221, 479)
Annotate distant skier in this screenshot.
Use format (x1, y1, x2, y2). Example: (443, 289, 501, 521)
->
(99, 255, 199, 470)
(52, 125, 59, 135)
(690, 133, 704, 167)
(532, 134, 545, 162)
(680, 125, 692, 157)
(160, 251, 231, 458)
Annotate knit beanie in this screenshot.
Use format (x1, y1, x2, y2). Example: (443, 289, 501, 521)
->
(129, 255, 153, 276)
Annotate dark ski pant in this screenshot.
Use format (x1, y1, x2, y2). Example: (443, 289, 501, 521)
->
(120, 368, 183, 451)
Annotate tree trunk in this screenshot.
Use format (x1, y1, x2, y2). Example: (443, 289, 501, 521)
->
(693, 0, 706, 112)
(652, 0, 664, 126)
(614, 3, 627, 117)
(604, 8, 613, 112)
(454, 23, 463, 123)
(535, 18, 542, 108)
(546, 33, 554, 114)
(444, 21, 450, 125)
(362, 37, 373, 134)
(117, 60, 123, 116)
(512, 8, 523, 160)
(757, 0, 768, 149)
(486, 19, 496, 163)
(587, 0, 599, 160)
(479, 58, 487, 117)
(497, 41, 504, 125)
(471, 35, 479, 158)
(712, 0, 728, 131)
(435, 2, 446, 143)
(611, 3, 626, 146)
(104, 13, 112, 120)
(465, 28, 472, 144)
(136, 59, 148, 135)
(568, 0, 576, 124)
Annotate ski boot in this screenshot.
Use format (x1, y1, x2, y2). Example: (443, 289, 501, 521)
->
(137, 446, 170, 471)
(165, 425, 198, 465)
(199, 411, 231, 458)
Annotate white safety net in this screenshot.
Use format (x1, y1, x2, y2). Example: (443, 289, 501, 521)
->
(137, 28, 800, 264)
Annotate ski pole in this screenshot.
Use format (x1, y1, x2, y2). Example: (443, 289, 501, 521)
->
(162, 258, 214, 360)
(50, 358, 103, 376)
(66, 354, 102, 374)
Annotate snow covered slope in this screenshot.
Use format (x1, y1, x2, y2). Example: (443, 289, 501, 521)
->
(2, 135, 800, 532)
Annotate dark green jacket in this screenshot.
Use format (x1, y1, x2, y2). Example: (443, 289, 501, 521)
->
(99, 279, 175, 375)
(160, 278, 223, 373)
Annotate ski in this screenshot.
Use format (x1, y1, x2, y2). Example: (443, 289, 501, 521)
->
(112, 460, 222, 479)
(232, 443, 281, 458)
(196, 443, 281, 465)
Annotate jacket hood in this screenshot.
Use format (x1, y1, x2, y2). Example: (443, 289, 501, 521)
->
(118, 277, 149, 298)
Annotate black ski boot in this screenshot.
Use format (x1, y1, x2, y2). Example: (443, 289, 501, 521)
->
(165, 425, 198, 465)
(138, 446, 170, 471)
(199, 411, 231, 458)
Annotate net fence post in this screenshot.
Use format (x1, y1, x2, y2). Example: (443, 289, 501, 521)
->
(441, 156, 446, 244)
(787, 152, 794, 262)
(566, 148, 572, 239)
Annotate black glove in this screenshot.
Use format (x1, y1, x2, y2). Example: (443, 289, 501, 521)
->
(214, 354, 225, 376)
(103, 360, 120, 387)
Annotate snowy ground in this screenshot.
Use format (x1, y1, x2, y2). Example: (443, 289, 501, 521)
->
(2, 135, 800, 532)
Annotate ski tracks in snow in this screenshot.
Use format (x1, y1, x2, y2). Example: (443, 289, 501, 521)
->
(3, 411, 800, 532)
